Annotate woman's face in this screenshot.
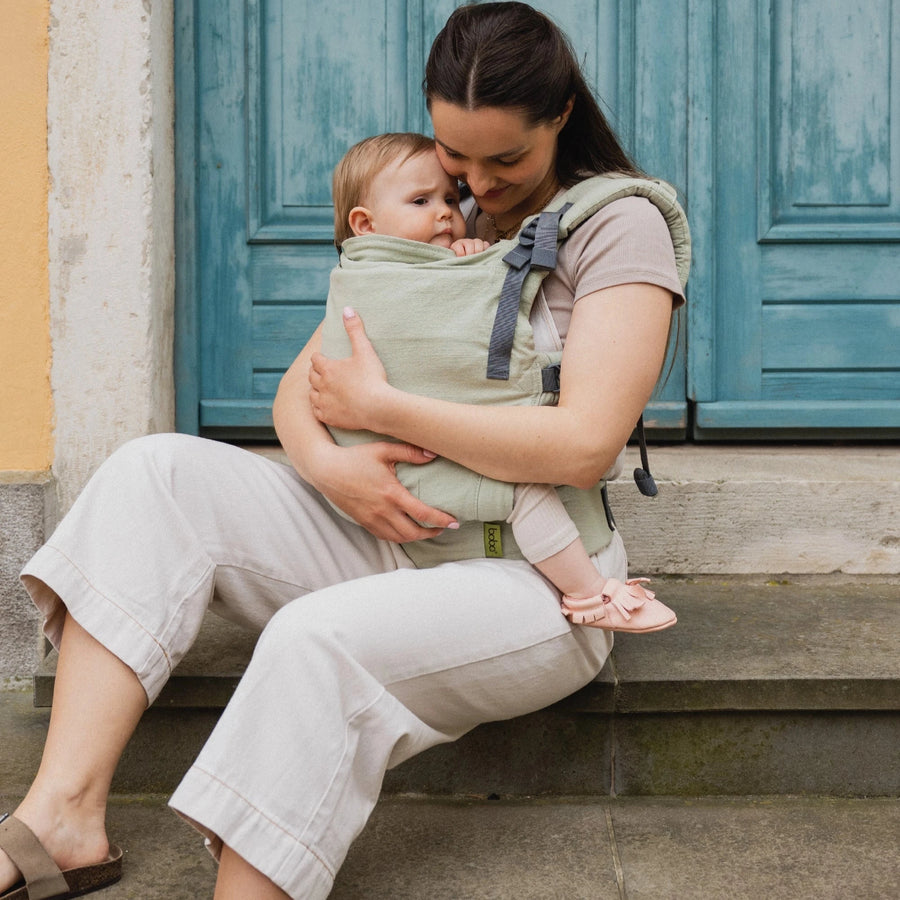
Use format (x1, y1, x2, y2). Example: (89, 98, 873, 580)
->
(429, 100, 567, 221)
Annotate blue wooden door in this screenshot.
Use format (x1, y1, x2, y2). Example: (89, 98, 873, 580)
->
(688, 0, 900, 436)
(175, 0, 689, 438)
(178, 1, 899, 440)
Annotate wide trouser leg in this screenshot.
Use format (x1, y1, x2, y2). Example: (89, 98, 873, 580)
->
(20, 434, 406, 703)
(170, 534, 624, 899)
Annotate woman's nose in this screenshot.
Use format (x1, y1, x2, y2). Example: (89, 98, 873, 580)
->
(464, 168, 495, 196)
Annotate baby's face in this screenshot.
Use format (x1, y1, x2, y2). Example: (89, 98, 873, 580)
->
(363, 149, 467, 248)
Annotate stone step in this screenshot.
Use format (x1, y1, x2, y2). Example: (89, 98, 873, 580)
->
(1, 792, 897, 899)
(244, 443, 900, 575)
(23, 575, 900, 797)
(605, 444, 900, 575)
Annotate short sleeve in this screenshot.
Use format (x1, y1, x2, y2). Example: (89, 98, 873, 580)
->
(555, 195, 685, 307)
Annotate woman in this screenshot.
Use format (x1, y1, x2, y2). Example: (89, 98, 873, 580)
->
(1, 4, 683, 898)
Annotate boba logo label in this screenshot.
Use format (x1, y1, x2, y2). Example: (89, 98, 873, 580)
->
(483, 523, 503, 558)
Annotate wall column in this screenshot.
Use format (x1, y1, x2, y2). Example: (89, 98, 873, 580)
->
(47, 0, 176, 518)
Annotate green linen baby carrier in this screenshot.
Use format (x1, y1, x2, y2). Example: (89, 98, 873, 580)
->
(321, 174, 691, 568)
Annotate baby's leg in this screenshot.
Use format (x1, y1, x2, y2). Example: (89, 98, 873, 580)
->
(507, 483, 606, 597)
(507, 483, 676, 633)
(532, 538, 607, 598)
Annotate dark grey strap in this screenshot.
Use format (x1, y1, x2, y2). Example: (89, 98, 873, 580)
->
(541, 363, 561, 392)
(486, 203, 572, 380)
(601, 483, 616, 531)
(0, 813, 70, 900)
(633, 415, 658, 496)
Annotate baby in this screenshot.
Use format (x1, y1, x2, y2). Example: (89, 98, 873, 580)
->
(326, 133, 675, 633)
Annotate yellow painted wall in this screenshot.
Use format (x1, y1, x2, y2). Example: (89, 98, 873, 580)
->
(0, 0, 52, 472)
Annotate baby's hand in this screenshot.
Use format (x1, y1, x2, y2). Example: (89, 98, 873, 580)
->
(450, 237, 491, 257)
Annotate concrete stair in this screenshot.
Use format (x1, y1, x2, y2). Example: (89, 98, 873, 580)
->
(2, 791, 898, 899)
(7, 594, 900, 899)
(5, 444, 899, 896)
(25, 575, 900, 798)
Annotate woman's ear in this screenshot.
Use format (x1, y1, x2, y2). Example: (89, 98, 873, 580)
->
(555, 95, 576, 130)
(348, 206, 376, 236)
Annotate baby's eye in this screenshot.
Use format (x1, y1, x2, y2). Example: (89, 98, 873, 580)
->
(445, 196, 458, 206)
(412, 197, 428, 205)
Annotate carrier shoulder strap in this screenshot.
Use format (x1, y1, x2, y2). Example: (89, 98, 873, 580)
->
(556, 175, 691, 287)
(487, 175, 691, 497)
(487, 175, 690, 382)
(486, 204, 570, 380)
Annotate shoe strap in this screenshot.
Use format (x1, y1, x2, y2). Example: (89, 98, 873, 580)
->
(0, 814, 69, 899)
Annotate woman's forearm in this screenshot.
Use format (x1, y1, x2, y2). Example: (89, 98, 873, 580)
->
(364, 284, 674, 488)
(273, 324, 334, 488)
(372, 391, 612, 489)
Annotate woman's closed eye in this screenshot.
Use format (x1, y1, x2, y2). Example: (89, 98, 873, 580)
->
(440, 146, 524, 167)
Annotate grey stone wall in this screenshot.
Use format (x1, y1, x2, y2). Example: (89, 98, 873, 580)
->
(1, 483, 47, 678)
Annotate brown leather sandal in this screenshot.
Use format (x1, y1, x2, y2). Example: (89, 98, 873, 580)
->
(0, 813, 122, 900)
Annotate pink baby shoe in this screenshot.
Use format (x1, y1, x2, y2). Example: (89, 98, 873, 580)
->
(561, 578, 676, 633)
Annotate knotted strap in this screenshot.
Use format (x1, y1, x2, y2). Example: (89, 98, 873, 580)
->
(561, 578, 656, 623)
(600, 578, 657, 621)
(486, 203, 573, 380)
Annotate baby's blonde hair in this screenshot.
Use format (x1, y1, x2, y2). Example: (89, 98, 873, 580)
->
(332, 132, 437, 249)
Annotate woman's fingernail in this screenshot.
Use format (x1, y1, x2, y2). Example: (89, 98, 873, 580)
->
(447, 522, 460, 530)
(422, 450, 437, 459)
(343, 306, 356, 319)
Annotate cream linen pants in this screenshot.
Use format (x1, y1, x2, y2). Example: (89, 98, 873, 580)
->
(21, 434, 621, 899)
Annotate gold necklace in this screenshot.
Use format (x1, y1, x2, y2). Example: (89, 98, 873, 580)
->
(486, 182, 561, 240)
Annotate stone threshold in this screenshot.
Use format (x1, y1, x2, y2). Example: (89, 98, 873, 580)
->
(239, 443, 900, 575)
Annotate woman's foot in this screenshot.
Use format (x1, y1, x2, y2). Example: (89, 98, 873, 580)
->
(0, 791, 112, 895)
(561, 578, 677, 633)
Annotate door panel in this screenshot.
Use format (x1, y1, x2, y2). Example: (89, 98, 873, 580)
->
(690, 0, 900, 436)
(195, 0, 428, 431)
(629, 0, 690, 433)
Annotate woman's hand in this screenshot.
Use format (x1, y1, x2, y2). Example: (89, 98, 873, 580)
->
(311, 440, 459, 543)
(308, 307, 391, 431)
(274, 320, 457, 542)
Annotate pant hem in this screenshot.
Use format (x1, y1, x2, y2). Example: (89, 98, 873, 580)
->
(20, 542, 212, 703)
(170, 764, 336, 900)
